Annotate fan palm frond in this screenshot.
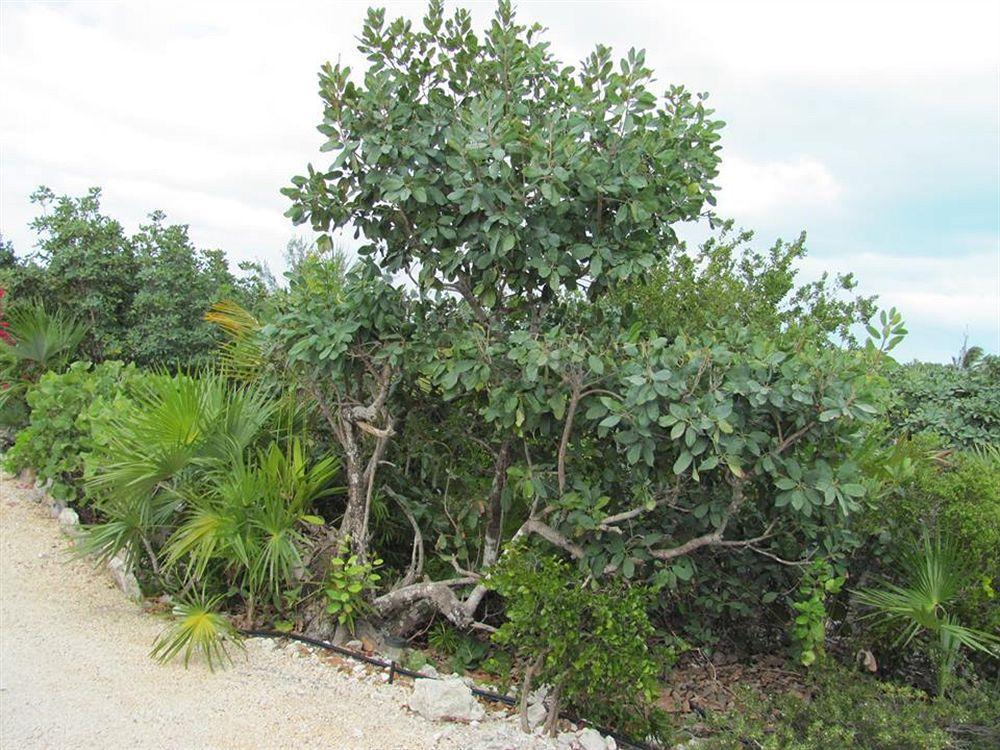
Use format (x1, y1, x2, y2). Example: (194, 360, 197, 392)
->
(2, 301, 86, 374)
(854, 532, 999, 695)
(205, 300, 265, 381)
(150, 592, 242, 670)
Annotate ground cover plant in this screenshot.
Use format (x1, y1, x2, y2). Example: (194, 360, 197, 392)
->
(1, 1, 997, 745)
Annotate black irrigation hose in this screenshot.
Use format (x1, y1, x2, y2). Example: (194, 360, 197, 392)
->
(241, 629, 658, 750)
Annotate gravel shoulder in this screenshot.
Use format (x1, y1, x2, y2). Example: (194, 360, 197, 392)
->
(0, 472, 551, 750)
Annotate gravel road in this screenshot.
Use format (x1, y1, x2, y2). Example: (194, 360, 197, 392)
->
(0, 472, 557, 749)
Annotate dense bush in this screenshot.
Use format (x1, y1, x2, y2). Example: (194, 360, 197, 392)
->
(4, 187, 261, 368)
(82, 372, 341, 613)
(884, 358, 1000, 447)
(857, 435, 1000, 636)
(4, 360, 138, 500)
(703, 667, 1000, 750)
(488, 546, 669, 740)
(2, 1, 995, 740)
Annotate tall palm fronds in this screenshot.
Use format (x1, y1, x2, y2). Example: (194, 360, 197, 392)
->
(205, 300, 265, 381)
(83, 372, 278, 571)
(854, 533, 1000, 695)
(162, 438, 340, 605)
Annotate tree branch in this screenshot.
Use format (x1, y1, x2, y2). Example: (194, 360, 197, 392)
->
(556, 378, 582, 497)
(523, 519, 584, 559)
(649, 479, 747, 561)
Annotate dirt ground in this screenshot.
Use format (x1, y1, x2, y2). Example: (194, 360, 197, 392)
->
(0, 472, 558, 750)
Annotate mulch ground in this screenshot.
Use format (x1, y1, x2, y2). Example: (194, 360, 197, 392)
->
(657, 652, 809, 717)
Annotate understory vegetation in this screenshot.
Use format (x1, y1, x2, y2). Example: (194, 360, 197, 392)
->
(1, 2, 996, 747)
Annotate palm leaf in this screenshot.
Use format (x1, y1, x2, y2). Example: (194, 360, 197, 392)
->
(150, 593, 242, 670)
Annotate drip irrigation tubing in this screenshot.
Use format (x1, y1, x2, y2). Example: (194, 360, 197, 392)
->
(241, 629, 658, 750)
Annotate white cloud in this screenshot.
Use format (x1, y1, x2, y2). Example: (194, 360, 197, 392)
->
(0, 0, 996, 362)
(715, 156, 843, 220)
(799, 249, 1000, 331)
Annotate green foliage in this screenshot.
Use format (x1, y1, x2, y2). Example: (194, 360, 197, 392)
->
(82, 372, 339, 606)
(82, 372, 276, 567)
(790, 560, 845, 667)
(20, 186, 138, 361)
(427, 623, 489, 673)
(267, 4, 908, 669)
(488, 545, 669, 739)
(703, 666, 1000, 750)
(615, 221, 877, 346)
(884, 356, 1000, 447)
(125, 212, 246, 368)
(284, 0, 723, 307)
(151, 592, 243, 671)
(324, 539, 382, 634)
(8, 187, 259, 368)
(4, 360, 136, 500)
(1, 301, 87, 376)
(858, 436, 1000, 636)
(854, 533, 999, 696)
(164, 439, 340, 606)
(0, 302, 88, 428)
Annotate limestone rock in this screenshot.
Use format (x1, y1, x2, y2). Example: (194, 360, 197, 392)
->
(407, 676, 485, 722)
(525, 701, 547, 731)
(417, 664, 440, 678)
(107, 553, 142, 601)
(577, 728, 609, 750)
(57, 507, 80, 536)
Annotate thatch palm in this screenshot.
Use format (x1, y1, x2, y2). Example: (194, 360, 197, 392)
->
(82, 372, 278, 572)
(854, 533, 999, 696)
(0, 302, 87, 417)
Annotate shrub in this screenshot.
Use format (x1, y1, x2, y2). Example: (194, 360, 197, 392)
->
(789, 560, 845, 667)
(150, 591, 243, 671)
(858, 437, 1000, 635)
(4, 360, 137, 500)
(702, 667, 1000, 750)
(487, 545, 669, 740)
(83, 373, 341, 616)
(324, 538, 382, 635)
(9, 186, 264, 368)
(884, 358, 1000, 448)
(0, 301, 87, 432)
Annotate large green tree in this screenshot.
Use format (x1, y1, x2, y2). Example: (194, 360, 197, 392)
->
(279, 0, 889, 636)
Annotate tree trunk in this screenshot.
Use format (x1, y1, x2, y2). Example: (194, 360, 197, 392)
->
(482, 439, 511, 568)
(339, 431, 368, 559)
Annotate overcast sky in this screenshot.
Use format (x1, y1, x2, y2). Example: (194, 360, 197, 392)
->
(1, 0, 998, 362)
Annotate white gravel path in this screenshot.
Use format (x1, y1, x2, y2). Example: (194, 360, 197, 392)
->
(0, 472, 560, 750)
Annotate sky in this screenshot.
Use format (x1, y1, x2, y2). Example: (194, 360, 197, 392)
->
(1, 0, 997, 362)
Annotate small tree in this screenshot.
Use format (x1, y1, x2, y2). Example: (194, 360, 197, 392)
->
(488, 544, 668, 739)
(265, 257, 410, 559)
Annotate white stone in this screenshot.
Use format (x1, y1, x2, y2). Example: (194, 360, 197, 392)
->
(577, 727, 608, 750)
(407, 676, 485, 722)
(417, 664, 440, 678)
(528, 683, 551, 707)
(525, 701, 547, 731)
(57, 507, 80, 535)
(107, 553, 142, 601)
